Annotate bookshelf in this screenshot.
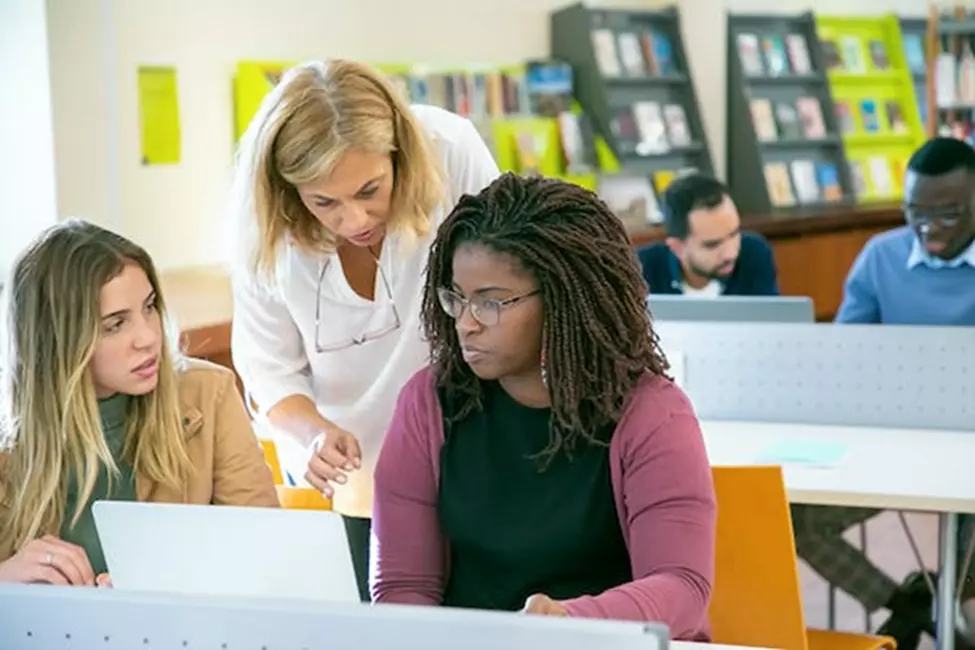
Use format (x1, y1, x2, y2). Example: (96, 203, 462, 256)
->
(899, 18, 930, 133)
(926, 6, 975, 143)
(726, 12, 853, 214)
(550, 3, 715, 230)
(816, 14, 926, 203)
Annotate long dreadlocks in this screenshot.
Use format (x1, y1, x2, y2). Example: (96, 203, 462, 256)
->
(422, 172, 670, 461)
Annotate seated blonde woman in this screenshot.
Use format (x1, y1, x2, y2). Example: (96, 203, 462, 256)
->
(0, 220, 278, 586)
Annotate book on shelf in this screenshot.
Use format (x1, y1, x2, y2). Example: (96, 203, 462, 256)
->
(817, 163, 843, 201)
(868, 40, 890, 70)
(738, 33, 764, 76)
(775, 102, 803, 139)
(764, 162, 796, 207)
(859, 99, 881, 132)
(663, 104, 691, 146)
(903, 34, 926, 74)
(835, 101, 855, 134)
(592, 29, 623, 77)
(599, 175, 663, 230)
(591, 27, 678, 78)
(840, 36, 867, 72)
(886, 100, 908, 133)
(867, 156, 895, 196)
(750, 98, 778, 141)
(785, 34, 813, 74)
(737, 32, 812, 78)
(850, 160, 868, 197)
(796, 97, 827, 138)
(618, 32, 647, 76)
(790, 159, 821, 203)
(647, 29, 676, 75)
(761, 35, 790, 76)
(633, 101, 670, 154)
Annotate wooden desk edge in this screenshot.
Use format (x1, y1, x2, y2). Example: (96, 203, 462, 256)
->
(629, 202, 904, 246)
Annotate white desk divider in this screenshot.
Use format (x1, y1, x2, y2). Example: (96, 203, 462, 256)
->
(0, 584, 670, 650)
(655, 321, 975, 431)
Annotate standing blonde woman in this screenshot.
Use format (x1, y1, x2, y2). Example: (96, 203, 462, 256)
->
(228, 59, 499, 600)
(0, 220, 278, 586)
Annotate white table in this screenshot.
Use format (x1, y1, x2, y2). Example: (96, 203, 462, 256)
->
(701, 420, 975, 650)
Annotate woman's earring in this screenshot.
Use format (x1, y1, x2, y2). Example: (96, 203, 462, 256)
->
(540, 345, 548, 388)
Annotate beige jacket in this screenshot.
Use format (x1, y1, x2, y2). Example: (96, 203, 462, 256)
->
(0, 358, 279, 561)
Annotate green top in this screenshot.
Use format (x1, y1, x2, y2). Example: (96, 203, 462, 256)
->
(60, 393, 136, 575)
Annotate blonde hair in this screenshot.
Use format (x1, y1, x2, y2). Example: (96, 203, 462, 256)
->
(229, 59, 446, 283)
(0, 220, 191, 553)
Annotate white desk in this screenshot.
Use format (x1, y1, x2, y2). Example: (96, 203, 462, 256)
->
(701, 420, 975, 514)
(701, 420, 975, 650)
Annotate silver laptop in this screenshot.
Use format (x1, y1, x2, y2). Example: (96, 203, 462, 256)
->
(647, 294, 815, 323)
(93, 500, 359, 603)
(0, 584, 671, 650)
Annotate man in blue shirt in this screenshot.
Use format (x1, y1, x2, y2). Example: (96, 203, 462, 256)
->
(836, 138, 975, 325)
(795, 138, 975, 650)
(636, 173, 779, 296)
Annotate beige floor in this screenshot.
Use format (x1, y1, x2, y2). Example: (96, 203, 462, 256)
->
(800, 511, 941, 649)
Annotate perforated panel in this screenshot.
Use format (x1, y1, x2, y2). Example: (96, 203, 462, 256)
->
(656, 322, 975, 430)
(0, 585, 668, 650)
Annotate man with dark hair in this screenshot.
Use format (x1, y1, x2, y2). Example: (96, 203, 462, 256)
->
(795, 137, 975, 650)
(836, 136, 975, 324)
(636, 172, 779, 296)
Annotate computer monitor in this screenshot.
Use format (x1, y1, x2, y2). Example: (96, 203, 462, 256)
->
(0, 585, 671, 650)
(93, 500, 359, 603)
(647, 294, 815, 323)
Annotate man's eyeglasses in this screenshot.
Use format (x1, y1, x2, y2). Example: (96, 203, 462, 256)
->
(904, 205, 966, 230)
(437, 288, 538, 327)
(314, 256, 401, 353)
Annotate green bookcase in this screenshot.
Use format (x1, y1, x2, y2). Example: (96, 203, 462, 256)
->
(726, 12, 854, 214)
(816, 15, 926, 203)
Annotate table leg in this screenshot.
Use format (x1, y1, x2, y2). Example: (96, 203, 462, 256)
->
(938, 513, 959, 650)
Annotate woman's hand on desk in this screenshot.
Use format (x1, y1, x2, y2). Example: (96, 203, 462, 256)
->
(304, 423, 362, 498)
(522, 594, 569, 617)
(0, 535, 95, 586)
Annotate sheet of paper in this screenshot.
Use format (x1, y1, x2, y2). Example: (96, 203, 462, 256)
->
(755, 439, 849, 468)
(137, 66, 181, 164)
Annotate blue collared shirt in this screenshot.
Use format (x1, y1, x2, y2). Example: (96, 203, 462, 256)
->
(906, 237, 975, 270)
(836, 226, 975, 325)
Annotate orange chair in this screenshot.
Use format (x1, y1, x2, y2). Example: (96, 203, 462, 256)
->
(260, 438, 284, 485)
(276, 486, 333, 511)
(710, 465, 895, 650)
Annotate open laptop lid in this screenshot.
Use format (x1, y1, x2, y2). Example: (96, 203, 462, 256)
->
(92, 500, 358, 603)
(647, 294, 815, 323)
(0, 584, 670, 650)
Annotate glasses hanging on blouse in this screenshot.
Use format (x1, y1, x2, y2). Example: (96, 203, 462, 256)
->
(314, 254, 401, 353)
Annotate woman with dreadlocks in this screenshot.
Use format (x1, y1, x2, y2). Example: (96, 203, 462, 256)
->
(371, 173, 715, 637)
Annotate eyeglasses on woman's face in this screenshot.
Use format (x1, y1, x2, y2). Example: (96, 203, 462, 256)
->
(436, 287, 539, 327)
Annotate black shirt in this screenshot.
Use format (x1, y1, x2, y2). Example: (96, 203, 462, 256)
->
(438, 381, 632, 611)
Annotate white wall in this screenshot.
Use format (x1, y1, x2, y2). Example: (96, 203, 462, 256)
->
(0, 0, 58, 278)
(46, 0, 926, 271)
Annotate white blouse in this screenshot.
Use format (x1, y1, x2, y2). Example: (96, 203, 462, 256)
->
(231, 105, 500, 517)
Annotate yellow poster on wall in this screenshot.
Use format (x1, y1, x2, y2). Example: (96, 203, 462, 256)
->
(137, 66, 181, 165)
(233, 61, 295, 142)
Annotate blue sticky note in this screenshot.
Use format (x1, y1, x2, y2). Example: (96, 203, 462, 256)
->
(756, 439, 848, 467)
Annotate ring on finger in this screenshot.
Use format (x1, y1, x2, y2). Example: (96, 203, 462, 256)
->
(44, 552, 55, 566)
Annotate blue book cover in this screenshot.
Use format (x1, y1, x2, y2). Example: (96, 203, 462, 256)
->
(904, 34, 926, 73)
(651, 29, 676, 75)
(815, 163, 842, 201)
(859, 99, 880, 132)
